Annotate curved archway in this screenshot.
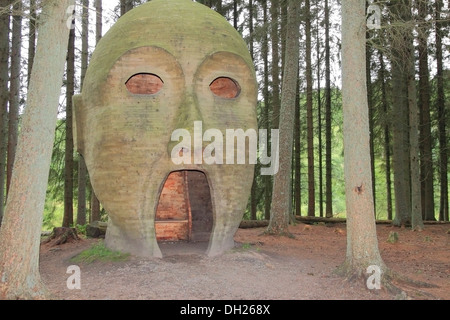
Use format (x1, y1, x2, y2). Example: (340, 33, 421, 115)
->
(155, 170, 213, 256)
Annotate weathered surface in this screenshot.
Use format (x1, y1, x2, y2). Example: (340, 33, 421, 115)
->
(73, 0, 257, 258)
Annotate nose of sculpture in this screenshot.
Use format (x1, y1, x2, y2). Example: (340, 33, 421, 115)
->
(178, 91, 203, 129)
(167, 90, 204, 161)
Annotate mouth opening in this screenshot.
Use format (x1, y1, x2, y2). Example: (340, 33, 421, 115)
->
(155, 170, 213, 255)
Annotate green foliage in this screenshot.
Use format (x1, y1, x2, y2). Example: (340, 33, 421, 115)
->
(42, 200, 64, 231)
(75, 224, 87, 236)
(70, 240, 130, 264)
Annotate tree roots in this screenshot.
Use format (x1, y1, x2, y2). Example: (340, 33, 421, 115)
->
(335, 263, 439, 300)
(42, 227, 79, 246)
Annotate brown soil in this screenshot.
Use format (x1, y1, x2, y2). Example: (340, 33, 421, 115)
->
(39, 223, 450, 301)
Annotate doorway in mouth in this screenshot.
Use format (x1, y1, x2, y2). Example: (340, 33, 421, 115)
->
(155, 170, 213, 255)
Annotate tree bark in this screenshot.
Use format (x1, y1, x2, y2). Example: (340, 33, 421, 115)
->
(435, 0, 448, 221)
(27, 0, 36, 86)
(366, 31, 376, 216)
(248, 0, 254, 62)
(95, 0, 103, 43)
(339, 0, 386, 278)
(270, 0, 281, 130)
(378, 50, 393, 221)
(316, 0, 324, 218)
(262, 0, 272, 221)
(0, 0, 10, 224)
(406, 21, 424, 231)
(7, 0, 22, 196)
(121, 0, 133, 16)
(248, 0, 257, 222)
(77, 0, 89, 226)
(390, 0, 411, 227)
(233, 0, 238, 30)
(417, 0, 435, 221)
(90, 0, 103, 223)
(63, 25, 75, 228)
(305, 0, 315, 217)
(280, 0, 287, 74)
(250, 173, 257, 220)
(267, 0, 300, 236)
(0, 0, 74, 299)
(91, 191, 101, 222)
(294, 72, 301, 218)
(324, 0, 333, 218)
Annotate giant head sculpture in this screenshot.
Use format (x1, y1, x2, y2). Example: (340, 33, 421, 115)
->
(73, 0, 257, 258)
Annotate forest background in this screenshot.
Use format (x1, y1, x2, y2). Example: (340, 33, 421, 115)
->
(0, 0, 448, 232)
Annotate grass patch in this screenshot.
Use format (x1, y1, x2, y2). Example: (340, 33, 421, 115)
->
(231, 242, 260, 253)
(71, 241, 130, 264)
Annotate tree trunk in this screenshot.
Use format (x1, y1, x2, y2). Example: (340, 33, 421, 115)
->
(233, 0, 238, 30)
(90, 0, 103, 223)
(378, 50, 393, 221)
(338, 0, 386, 279)
(435, 0, 448, 221)
(95, 0, 103, 43)
(250, 173, 257, 220)
(305, 0, 315, 217)
(0, 0, 10, 224)
(294, 73, 301, 218)
(270, 0, 281, 130)
(390, 0, 411, 227)
(406, 22, 424, 231)
(27, 0, 37, 85)
(77, 0, 89, 226)
(417, 0, 435, 221)
(366, 32, 376, 216)
(262, 0, 271, 221)
(7, 0, 22, 196)
(267, 0, 300, 236)
(121, 0, 133, 16)
(91, 191, 101, 222)
(316, 0, 324, 218)
(248, 0, 257, 221)
(324, 0, 333, 218)
(63, 25, 75, 228)
(0, 0, 74, 299)
(248, 0, 254, 61)
(280, 0, 287, 74)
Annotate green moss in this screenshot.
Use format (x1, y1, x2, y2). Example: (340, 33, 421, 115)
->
(83, 0, 253, 106)
(71, 241, 130, 264)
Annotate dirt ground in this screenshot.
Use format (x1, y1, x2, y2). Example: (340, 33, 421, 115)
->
(39, 222, 449, 301)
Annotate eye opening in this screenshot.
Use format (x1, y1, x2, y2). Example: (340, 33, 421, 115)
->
(125, 73, 164, 95)
(209, 77, 241, 99)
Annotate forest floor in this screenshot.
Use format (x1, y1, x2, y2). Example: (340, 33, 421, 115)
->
(39, 222, 449, 301)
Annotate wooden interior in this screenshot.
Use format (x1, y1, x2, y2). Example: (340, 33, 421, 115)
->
(155, 171, 213, 242)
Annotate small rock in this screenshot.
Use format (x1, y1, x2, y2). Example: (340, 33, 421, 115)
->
(86, 221, 108, 238)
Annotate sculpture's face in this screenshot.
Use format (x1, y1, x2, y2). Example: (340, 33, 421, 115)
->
(73, 0, 257, 257)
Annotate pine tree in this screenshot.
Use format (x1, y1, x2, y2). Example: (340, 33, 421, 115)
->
(0, 0, 75, 299)
(338, 0, 387, 280)
(267, 0, 300, 236)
